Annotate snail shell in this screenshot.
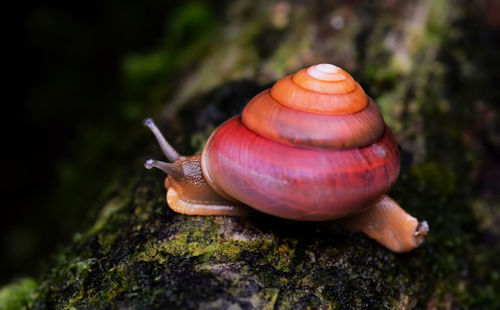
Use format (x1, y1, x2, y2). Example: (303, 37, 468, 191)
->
(201, 64, 400, 221)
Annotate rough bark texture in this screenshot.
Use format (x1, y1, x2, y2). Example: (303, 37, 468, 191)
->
(2, 0, 499, 309)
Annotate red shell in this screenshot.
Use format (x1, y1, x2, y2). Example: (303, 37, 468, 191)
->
(202, 116, 400, 221)
(271, 76, 367, 114)
(201, 64, 400, 220)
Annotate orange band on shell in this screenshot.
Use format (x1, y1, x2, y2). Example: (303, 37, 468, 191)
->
(292, 68, 357, 94)
(242, 90, 384, 148)
(271, 75, 368, 114)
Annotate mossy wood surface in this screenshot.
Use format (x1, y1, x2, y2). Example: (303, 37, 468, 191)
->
(2, 0, 499, 309)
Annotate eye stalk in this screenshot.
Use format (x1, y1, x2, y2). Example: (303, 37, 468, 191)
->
(143, 118, 183, 177)
(143, 118, 180, 162)
(144, 158, 174, 174)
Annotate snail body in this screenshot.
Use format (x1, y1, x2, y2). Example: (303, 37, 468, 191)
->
(145, 64, 428, 253)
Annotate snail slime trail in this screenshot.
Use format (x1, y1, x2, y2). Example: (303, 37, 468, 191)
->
(144, 64, 429, 253)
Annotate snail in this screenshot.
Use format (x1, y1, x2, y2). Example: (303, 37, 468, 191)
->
(144, 64, 429, 253)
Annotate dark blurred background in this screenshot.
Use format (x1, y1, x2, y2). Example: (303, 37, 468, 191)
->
(3, 0, 500, 297)
(3, 0, 227, 285)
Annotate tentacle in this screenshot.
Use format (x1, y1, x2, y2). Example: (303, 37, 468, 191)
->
(144, 118, 180, 162)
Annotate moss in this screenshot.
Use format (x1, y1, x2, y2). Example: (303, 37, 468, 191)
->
(27, 168, 441, 308)
(0, 278, 38, 310)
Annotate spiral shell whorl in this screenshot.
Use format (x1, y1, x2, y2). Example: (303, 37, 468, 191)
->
(202, 64, 400, 220)
(293, 64, 357, 94)
(242, 63, 384, 148)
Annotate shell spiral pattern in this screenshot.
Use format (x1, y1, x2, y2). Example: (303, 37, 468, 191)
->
(202, 64, 400, 221)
